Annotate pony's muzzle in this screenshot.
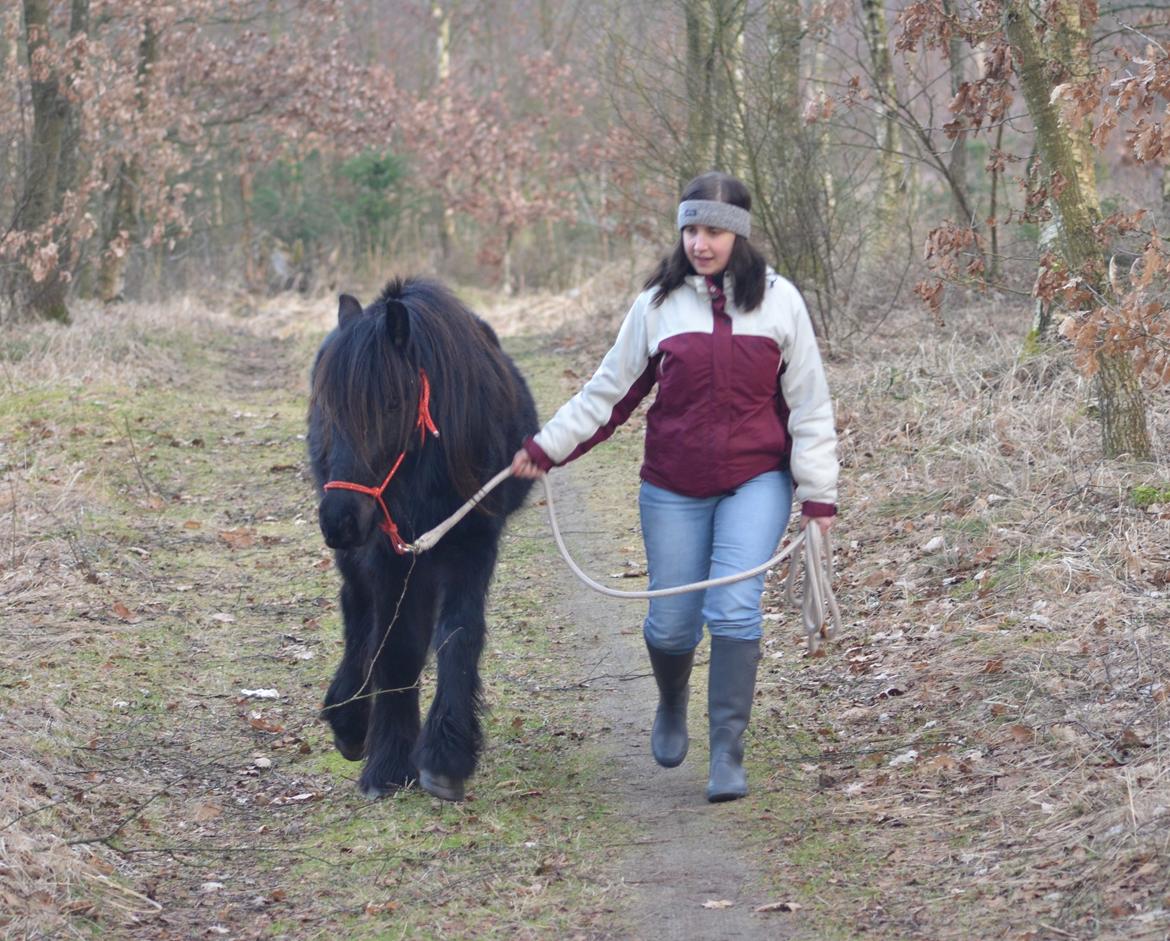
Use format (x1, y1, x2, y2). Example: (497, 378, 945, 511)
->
(318, 491, 377, 549)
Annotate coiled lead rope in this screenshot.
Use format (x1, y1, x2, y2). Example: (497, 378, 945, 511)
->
(406, 468, 841, 652)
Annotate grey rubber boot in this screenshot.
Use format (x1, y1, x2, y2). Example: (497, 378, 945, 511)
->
(706, 637, 761, 802)
(646, 641, 694, 768)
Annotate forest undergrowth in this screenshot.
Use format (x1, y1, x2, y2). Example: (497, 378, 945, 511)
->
(1, 285, 1168, 940)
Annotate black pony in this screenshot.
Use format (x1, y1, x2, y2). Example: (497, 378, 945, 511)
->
(308, 277, 537, 801)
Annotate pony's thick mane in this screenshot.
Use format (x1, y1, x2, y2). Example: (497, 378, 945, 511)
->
(312, 277, 522, 502)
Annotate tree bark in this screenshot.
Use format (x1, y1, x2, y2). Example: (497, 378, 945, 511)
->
(1030, 0, 1097, 338)
(710, 0, 745, 176)
(1095, 348, 1151, 460)
(861, 0, 903, 243)
(941, 0, 969, 220)
(1046, 0, 1097, 208)
(683, 0, 714, 182)
(55, 0, 90, 209)
(433, 1, 455, 260)
(1004, 0, 1151, 460)
(239, 169, 259, 291)
(18, 0, 71, 322)
(767, 0, 800, 115)
(98, 16, 157, 303)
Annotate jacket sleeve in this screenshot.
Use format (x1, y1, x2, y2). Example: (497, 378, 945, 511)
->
(777, 282, 839, 514)
(524, 293, 655, 469)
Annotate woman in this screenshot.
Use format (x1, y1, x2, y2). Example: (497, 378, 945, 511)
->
(512, 171, 838, 802)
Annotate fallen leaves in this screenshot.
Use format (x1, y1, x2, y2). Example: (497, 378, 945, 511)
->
(269, 791, 321, 806)
(218, 528, 255, 549)
(364, 900, 399, 915)
(701, 899, 734, 909)
(756, 900, 802, 913)
(888, 749, 919, 768)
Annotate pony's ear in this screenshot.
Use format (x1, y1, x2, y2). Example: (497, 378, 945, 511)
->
(338, 294, 363, 327)
(385, 299, 411, 347)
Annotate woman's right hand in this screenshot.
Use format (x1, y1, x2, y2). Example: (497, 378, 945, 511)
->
(511, 448, 546, 479)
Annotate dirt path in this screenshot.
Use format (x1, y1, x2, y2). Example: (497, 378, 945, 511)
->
(534, 465, 797, 940)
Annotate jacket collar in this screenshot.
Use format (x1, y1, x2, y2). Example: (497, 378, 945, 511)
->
(685, 272, 731, 296)
(684, 266, 777, 307)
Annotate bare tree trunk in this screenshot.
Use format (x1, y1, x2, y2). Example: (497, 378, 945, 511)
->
(941, 0, 969, 220)
(17, 0, 71, 321)
(434, 1, 455, 260)
(987, 120, 1003, 282)
(98, 16, 157, 303)
(861, 0, 903, 243)
(1047, 0, 1097, 208)
(239, 170, 260, 291)
(1095, 349, 1151, 460)
(53, 0, 90, 295)
(710, 0, 745, 176)
(768, 0, 800, 115)
(56, 0, 89, 199)
(684, 0, 714, 182)
(1004, 0, 1151, 460)
(1030, 0, 1096, 338)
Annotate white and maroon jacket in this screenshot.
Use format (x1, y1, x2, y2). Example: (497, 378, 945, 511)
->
(523, 270, 838, 516)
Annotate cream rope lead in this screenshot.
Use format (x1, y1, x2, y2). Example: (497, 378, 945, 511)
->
(405, 468, 841, 653)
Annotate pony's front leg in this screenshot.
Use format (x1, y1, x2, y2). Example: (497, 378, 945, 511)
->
(321, 579, 373, 761)
(358, 568, 432, 799)
(415, 540, 496, 802)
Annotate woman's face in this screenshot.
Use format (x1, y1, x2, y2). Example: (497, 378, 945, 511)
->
(683, 224, 736, 276)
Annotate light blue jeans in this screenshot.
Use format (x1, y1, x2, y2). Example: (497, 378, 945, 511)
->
(639, 470, 793, 653)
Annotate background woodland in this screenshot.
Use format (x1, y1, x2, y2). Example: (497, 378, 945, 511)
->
(4, 0, 1170, 453)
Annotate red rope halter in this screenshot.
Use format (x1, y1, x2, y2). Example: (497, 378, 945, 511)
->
(322, 369, 440, 555)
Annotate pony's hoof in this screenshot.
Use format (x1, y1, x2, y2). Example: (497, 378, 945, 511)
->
(333, 735, 367, 762)
(359, 780, 393, 800)
(419, 769, 465, 802)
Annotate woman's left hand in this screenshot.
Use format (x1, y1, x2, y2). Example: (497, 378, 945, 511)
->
(800, 514, 834, 534)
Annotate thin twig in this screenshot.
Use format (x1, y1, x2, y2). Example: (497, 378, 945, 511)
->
(321, 553, 419, 712)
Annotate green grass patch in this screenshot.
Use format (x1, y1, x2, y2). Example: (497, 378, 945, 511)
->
(874, 489, 951, 519)
(1132, 483, 1170, 507)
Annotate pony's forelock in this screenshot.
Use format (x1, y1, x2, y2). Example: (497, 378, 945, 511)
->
(312, 277, 523, 502)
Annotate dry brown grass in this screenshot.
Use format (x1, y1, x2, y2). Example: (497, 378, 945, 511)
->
(754, 297, 1170, 938)
(0, 293, 321, 939)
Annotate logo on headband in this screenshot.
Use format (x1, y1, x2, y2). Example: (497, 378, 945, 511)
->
(684, 208, 697, 217)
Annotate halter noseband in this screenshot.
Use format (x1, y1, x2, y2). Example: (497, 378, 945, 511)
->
(322, 369, 439, 555)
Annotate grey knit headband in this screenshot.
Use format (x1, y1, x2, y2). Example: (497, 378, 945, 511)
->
(677, 199, 751, 238)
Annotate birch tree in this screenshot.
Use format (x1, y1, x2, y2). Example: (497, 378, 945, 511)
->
(903, 0, 1157, 460)
(1007, 0, 1149, 459)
